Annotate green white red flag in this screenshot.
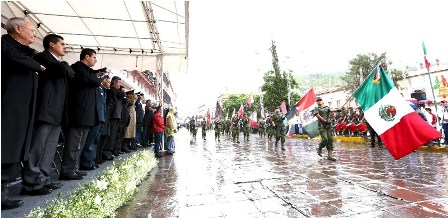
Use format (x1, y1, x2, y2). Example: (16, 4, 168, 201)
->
(353, 65, 440, 160)
(296, 89, 320, 138)
(422, 41, 431, 69)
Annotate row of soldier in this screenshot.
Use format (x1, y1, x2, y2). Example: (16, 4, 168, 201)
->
(186, 109, 287, 149)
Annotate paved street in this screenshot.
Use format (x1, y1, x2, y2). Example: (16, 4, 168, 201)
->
(117, 128, 448, 218)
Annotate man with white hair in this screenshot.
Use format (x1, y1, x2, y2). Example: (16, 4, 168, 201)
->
(1, 17, 45, 210)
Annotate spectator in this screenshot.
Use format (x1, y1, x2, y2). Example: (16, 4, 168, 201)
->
(1, 17, 45, 210)
(61, 48, 104, 180)
(153, 106, 165, 157)
(123, 90, 137, 151)
(165, 107, 178, 154)
(142, 100, 155, 147)
(135, 93, 145, 146)
(22, 34, 75, 196)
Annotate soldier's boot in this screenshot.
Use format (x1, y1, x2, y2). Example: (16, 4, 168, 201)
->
(317, 147, 322, 157)
(327, 150, 336, 161)
(281, 143, 285, 150)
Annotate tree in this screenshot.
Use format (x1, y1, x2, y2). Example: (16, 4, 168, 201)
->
(222, 94, 261, 118)
(261, 40, 300, 112)
(341, 52, 407, 92)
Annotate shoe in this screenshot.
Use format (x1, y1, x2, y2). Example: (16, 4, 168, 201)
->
(1, 199, 24, 210)
(44, 182, 63, 190)
(166, 151, 174, 155)
(102, 155, 114, 161)
(20, 187, 52, 196)
(155, 153, 163, 158)
(370, 145, 375, 147)
(75, 170, 88, 176)
(122, 147, 131, 153)
(79, 165, 96, 171)
(59, 174, 84, 180)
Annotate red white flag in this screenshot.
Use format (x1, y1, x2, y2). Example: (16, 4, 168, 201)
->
(246, 94, 254, 108)
(237, 104, 244, 118)
(280, 101, 287, 115)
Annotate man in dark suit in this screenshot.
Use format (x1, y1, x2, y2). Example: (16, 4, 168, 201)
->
(142, 100, 155, 147)
(134, 93, 145, 147)
(1, 17, 45, 210)
(21, 34, 75, 196)
(61, 48, 104, 180)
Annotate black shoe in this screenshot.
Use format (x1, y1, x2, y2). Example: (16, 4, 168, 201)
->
(122, 147, 131, 153)
(79, 165, 96, 171)
(155, 153, 163, 158)
(370, 145, 375, 147)
(75, 170, 88, 176)
(95, 164, 100, 168)
(20, 187, 52, 196)
(1, 199, 24, 210)
(44, 182, 63, 190)
(59, 174, 84, 180)
(102, 155, 114, 161)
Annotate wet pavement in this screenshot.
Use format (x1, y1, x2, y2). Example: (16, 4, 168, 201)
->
(117, 129, 448, 218)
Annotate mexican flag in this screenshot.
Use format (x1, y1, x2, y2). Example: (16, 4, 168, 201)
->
(297, 89, 320, 138)
(354, 65, 440, 160)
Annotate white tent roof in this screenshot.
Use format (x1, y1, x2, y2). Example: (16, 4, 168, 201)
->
(1, 1, 189, 73)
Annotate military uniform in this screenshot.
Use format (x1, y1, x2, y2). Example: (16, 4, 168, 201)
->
(231, 115, 240, 143)
(201, 119, 207, 140)
(189, 119, 197, 139)
(242, 115, 250, 141)
(258, 119, 266, 138)
(272, 111, 285, 149)
(266, 116, 274, 141)
(214, 119, 222, 141)
(314, 99, 336, 161)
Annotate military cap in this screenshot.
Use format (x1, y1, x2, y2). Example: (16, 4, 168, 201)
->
(316, 97, 323, 102)
(125, 90, 135, 95)
(135, 92, 141, 95)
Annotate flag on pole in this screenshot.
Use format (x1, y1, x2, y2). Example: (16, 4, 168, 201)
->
(246, 94, 254, 108)
(280, 101, 287, 115)
(354, 65, 440, 160)
(297, 89, 320, 138)
(249, 111, 258, 128)
(215, 101, 222, 118)
(207, 108, 211, 127)
(237, 104, 244, 118)
(422, 41, 431, 69)
(232, 108, 236, 117)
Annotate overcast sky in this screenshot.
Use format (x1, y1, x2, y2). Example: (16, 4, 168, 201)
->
(173, 0, 448, 117)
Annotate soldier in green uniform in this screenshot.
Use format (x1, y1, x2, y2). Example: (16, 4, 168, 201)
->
(242, 113, 250, 141)
(189, 118, 197, 140)
(272, 109, 286, 150)
(266, 113, 274, 141)
(314, 97, 341, 161)
(258, 117, 266, 138)
(201, 118, 207, 140)
(214, 117, 222, 142)
(231, 114, 240, 143)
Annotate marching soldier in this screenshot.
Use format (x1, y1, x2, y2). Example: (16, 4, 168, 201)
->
(231, 114, 240, 143)
(272, 109, 286, 150)
(242, 113, 250, 141)
(201, 118, 207, 140)
(189, 117, 197, 140)
(258, 117, 266, 138)
(214, 117, 222, 142)
(266, 113, 274, 141)
(314, 97, 341, 161)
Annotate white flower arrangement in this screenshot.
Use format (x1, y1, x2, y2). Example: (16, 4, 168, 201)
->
(26, 150, 157, 218)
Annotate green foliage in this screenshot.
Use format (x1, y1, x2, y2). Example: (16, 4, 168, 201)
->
(26, 151, 157, 218)
(222, 94, 260, 117)
(261, 40, 300, 111)
(295, 73, 345, 93)
(341, 52, 407, 92)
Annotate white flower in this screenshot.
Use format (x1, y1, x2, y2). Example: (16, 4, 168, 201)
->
(94, 195, 102, 205)
(96, 180, 109, 191)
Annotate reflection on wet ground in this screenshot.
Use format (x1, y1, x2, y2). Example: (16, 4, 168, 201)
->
(117, 129, 448, 218)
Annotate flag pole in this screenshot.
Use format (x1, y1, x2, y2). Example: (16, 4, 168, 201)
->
(422, 41, 440, 125)
(340, 57, 386, 109)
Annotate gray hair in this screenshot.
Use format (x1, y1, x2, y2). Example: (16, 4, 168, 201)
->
(5, 17, 26, 34)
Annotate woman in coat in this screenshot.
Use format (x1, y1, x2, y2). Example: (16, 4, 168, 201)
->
(165, 107, 177, 154)
(152, 106, 165, 157)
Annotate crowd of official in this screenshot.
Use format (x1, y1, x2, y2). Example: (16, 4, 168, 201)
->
(1, 17, 176, 210)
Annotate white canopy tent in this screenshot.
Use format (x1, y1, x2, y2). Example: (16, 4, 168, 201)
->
(1, 1, 189, 73)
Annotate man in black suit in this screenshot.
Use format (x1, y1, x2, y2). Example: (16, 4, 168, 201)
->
(61, 48, 104, 180)
(21, 34, 75, 196)
(1, 17, 46, 210)
(142, 100, 155, 147)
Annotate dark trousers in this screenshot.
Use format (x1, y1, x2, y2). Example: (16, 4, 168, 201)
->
(22, 123, 60, 191)
(443, 123, 448, 144)
(103, 119, 120, 155)
(115, 122, 126, 152)
(1, 163, 21, 203)
(80, 123, 104, 168)
(369, 127, 383, 146)
(142, 125, 154, 146)
(61, 126, 89, 176)
(135, 123, 143, 144)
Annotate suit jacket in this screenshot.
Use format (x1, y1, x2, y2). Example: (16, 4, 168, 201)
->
(143, 105, 154, 127)
(135, 97, 144, 124)
(34, 50, 75, 125)
(67, 61, 103, 127)
(1, 34, 40, 163)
